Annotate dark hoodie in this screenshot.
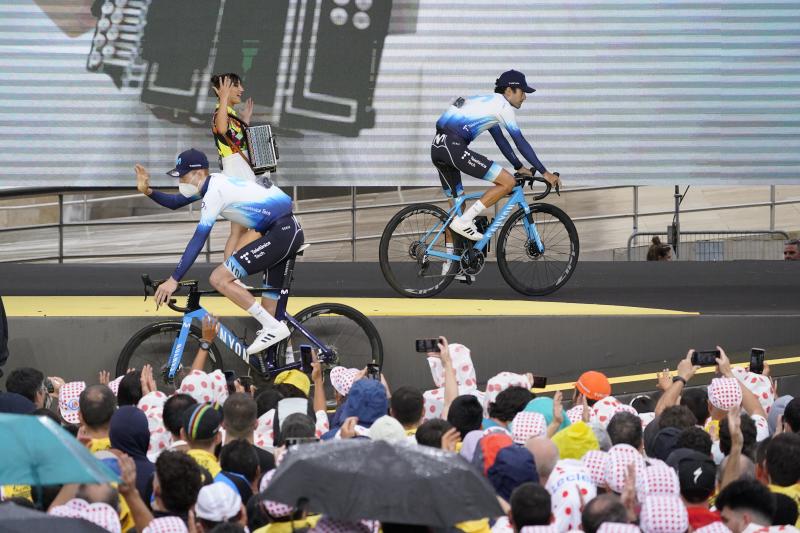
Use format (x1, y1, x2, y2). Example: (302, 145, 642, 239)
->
(110, 405, 154, 500)
(322, 379, 388, 440)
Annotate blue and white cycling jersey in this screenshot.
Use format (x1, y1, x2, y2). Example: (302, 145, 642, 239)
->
(149, 173, 293, 281)
(435, 93, 547, 174)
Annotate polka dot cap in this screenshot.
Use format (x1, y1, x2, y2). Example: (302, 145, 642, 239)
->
(50, 498, 121, 533)
(178, 369, 228, 405)
(255, 409, 275, 449)
(566, 404, 597, 425)
(108, 375, 124, 397)
(138, 391, 170, 462)
(597, 524, 642, 533)
(582, 450, 610, 487)
(259, 469, 294, 519)
(708, 377, 743, 411)
(485, 372, 532, 407)
(732, 367, 775, 413)
(511, 411, 547, 444)
(58, 381, 86, 425)
(639, 495, 689, 533)
(604, 444, 646, 494)
(592, 396, 621, 428)
(142, 516, 189, 533)
(426, 343, 479, 389)
(329, 366, 360, 397)
(637, 463, 680, 498)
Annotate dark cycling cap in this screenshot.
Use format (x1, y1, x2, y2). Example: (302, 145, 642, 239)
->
(167, 148, 209, 177)
(495, 70, 536, 93)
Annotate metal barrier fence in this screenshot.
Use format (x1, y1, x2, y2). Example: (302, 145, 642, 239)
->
(0, 185, 797, 263)
(626, 231, 790, 261)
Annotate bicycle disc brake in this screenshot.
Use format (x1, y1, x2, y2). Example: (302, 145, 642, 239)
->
(460, 248, 485, 275)
(525, 239, 544, 258)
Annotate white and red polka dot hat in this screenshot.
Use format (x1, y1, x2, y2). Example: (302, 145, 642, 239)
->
(138, 391, 170, 462)
(708, 377, 742, 411)
(545, 459, 598, 531)
(255, 409, 276, 449)
(329, 366, 360, 397)
(178, 369, 228, 404)
(598, 524, 642, 533)
(427, 343, 480, 390)
(259, 469, 294, 519)
(50, 498, 121, 533)
(511, 411, 547, 444)
(604, 444, 646, 494)
(732, 367, 775, 413)
(423, 387, 484, 422)
(592, 396, 621, 427)
(142, 516, 188, 533)
(582, 449, 609, 487)
(107, 374, 124, 397)
(637, 462, 680, 498)
(485, 372, 532, 408)
(58, 381, 86, 425)
(566, 404, 597, 425)
(310, 517, 376, 532)
(639, 495, 689, 533)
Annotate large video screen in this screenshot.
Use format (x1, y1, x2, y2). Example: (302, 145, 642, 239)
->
(1, 0, 798, 188)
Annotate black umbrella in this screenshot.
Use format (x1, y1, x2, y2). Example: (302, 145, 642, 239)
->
(263, 439, 503, 527)
(0, 502, 109, 533)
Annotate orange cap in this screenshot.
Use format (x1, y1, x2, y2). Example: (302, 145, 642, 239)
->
(575, 371, 611, 401)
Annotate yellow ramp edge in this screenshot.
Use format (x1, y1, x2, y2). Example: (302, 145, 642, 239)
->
(4, 296, 698, 318)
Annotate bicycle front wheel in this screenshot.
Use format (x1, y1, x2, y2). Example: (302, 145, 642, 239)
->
(379, 203, 457, 298)
(117, 321, 224, 391)
(497, 203, 579, 296)
(279, 304, 383, 399)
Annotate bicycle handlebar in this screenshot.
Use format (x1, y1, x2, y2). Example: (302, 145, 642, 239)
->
(513, 171, 560, 201)
(141, 274, 196, 314)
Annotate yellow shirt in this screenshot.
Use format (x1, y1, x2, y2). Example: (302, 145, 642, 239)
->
(456, 519, 492, 532)
(187, 448, 222, 479)
(254, 515, 320, 533)
(213, 105, 248, 158)
(769, 484, 800, 527)
(89, 437, 111, 453)
(1, 485, 31, 501)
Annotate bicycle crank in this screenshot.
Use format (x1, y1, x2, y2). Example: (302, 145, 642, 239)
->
(460, 248, 485, 276)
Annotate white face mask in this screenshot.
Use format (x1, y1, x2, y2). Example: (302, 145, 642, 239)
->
(178, 182, 199, 198)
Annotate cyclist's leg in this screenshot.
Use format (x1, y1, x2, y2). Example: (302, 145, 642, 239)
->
(211, 215, 304, 353)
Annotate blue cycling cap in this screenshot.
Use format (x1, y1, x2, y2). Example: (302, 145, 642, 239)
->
(495, 70, 535, 93)
(167, 148, 209, 177)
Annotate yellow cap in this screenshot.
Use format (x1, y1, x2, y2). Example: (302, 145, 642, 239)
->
(274, 369, 311, 397)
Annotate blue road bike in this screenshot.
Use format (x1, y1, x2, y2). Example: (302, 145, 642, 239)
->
(117, 245, 383, 392)
(379, 173, 579, 297)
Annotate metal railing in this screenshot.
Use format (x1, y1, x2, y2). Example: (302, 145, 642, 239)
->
(627, 230, 790, 261)
(0, 185, 798, 263)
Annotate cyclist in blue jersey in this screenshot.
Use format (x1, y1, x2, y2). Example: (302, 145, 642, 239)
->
(135, 148, 303, 356)
(432, 70, 561, 240)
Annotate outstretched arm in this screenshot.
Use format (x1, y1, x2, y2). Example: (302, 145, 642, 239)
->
(135, 164, 194, 210)
(489, 125, 523, 170)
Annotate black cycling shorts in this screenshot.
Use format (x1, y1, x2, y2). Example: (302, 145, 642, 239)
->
(431, 132, 503, 197)
(224, 214, 304, 289)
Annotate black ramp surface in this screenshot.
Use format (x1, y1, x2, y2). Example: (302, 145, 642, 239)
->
(0, 261, 797, 314)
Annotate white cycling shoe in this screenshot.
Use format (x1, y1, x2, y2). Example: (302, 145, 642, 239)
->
(448, 217, 483, 241)
(246, 321, 291, 355)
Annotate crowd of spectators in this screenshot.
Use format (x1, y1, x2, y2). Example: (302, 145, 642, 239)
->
(1, 324, 799, 533)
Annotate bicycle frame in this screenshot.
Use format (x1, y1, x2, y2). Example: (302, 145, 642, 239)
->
(423, 185, 545, 262)
(165, 286, 335, 380)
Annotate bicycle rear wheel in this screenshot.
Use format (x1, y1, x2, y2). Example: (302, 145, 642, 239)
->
(278, 303, 383, 401)
(379, 203, 457, 298)
(117, 321, 224, 392)
(497, 203, 579, 296)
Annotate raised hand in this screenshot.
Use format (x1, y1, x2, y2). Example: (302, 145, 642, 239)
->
(241, 97, 254, 124)
(135, 164, 151, 196)
(440, 427, 461, 452)
(98, 370, 111, 385)
(201, 314, 220, 342)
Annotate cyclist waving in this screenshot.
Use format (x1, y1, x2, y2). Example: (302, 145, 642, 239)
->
(135, 148, 303, 357)
(432, 70, 561, 240)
